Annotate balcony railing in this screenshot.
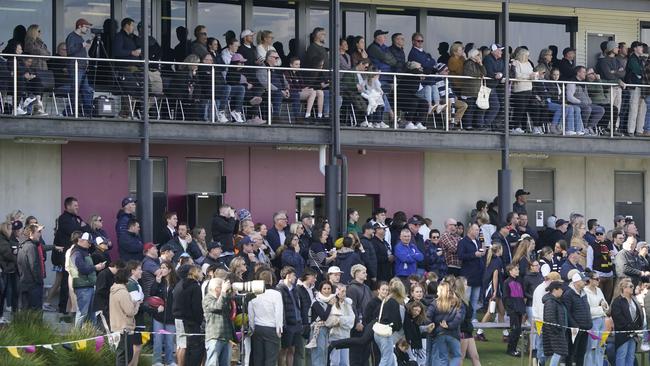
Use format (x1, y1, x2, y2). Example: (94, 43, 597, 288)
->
(1, 53, 648, 139)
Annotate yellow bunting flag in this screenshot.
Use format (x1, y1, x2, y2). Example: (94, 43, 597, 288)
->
(141, 332, 151, 345)
(600, 331, 610, 347)
(7, 347, 21, 358)
(75, 340, 87, 351)
(535, 320, 543, 336)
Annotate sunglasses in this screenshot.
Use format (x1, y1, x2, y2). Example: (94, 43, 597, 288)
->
(595, 232, 604, 236)
(431, 236, 440, 239)
(414, 39, 424, 43)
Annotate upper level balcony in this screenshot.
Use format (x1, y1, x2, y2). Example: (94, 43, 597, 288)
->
(2, 50, 650, 157)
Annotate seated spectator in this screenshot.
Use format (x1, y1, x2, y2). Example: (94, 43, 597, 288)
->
(339, 38, 352, 70)
(359, 66, 388, 128)
(448, 43, 466, 93)
(191, 25, 209, 60)
(567, 66, 603, 135)
(397, 61, 428, 130)
(256, 30, 278, 66)
(23, 24, 50, 71)
(285, 57, 323, 123)
(49, 42, 69, 92)
(170, 54, 201, 120)
(543, 68, 578, 134)
(17, 56, 47, 115)
(224, 53, 248, 123)
(220, 37, 239, 66)
(462, 49, 487, 130)
(255, 50, 287, 123)
(432, 63, 467, 129)
(341, 58, 372, 126)
(348, 36, 368, 67)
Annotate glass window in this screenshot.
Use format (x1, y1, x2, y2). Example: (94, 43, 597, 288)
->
(198, 1, 241, 47)
(309, 9, 329, 47)
(128, 158, 167, 193)
(0, 1, 53, 50)
(253, 5, 295, 51)
(376, 13, 417, 55)
(344, 11, 365, 39)
(161, 0, 187, 50)
(427, 15, 496, 59)
(509, 21, 571, 64)
(642, 27, 650, 45)
(63, 0, 111, 35)
(186, 159, 224, 194)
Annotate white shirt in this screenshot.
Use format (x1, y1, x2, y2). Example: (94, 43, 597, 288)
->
(248, 288, 284, 333)
(278, 230, 286, 246)
(584, 286, 607, 319)
(419, 225, 431, 241)
(532, 280, 550, 320)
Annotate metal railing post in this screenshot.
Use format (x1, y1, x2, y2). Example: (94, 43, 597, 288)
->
(393, 74, 398, 129)
(556, 83, 560, 136)
(13, 57, 17, 116)
(267, 68, 272, 125)
(445, 77, 450, 131)
(74, 60, 79, 118)
(211, 65, 215, 123)
(610, 85, 614, 138)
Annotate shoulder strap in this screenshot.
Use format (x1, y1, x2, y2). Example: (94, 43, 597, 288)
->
(378, 298, 386, 321)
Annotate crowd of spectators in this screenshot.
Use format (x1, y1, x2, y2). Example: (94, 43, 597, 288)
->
(3, 21, 650, 131)
(0, 189, 649, 366)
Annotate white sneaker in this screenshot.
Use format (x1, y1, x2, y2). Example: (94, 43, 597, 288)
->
(377, 121, 390, 129)
(231, 111, 244, 123)
(152, 363, 164, 366)
(566, 130, 577, 136)
(514, 127, 525, 133)
(23, 96, 37, 108)
(360, 120, 371, 128)
(16, 106, 27, 115)
(532, 127, 542, 135)
(642, 342, 650, 352)
(415, 122, 426, 130)
(404, 122, 417, 129)
(217, 110, 229, 123)
(305, 338, 318, 348)
(577, 130, 585, 136)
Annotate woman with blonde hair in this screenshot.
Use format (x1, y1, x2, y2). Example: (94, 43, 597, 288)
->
(24, 24, 50, 70)
(511, 235, 535, 275)
(256, 30, 278, 65)
(328, 283, 355, 366)
(448, 43, 466, 92)
(570, 222, 588, 268)
(511, 47, 538, 133)
(191, 226, 208, 258)
(454, 277, 481, 366)
(426, 279, 464, 366)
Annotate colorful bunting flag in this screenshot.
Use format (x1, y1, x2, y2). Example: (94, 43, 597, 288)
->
(95, 336, 104, 352)
(600, 331, 610, 347)
(62, 343, 73, 351)
(570, 328, 578, 343)
(535, 320, 543, 335)
(7, 347, 21, 358)
(75, 340, 87, 351)
(141, 331, 151, 345)
(42, 344, 53, 351)
(24, 345, 36, 353)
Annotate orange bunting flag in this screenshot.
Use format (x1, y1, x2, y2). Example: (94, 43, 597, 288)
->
(7, 347, 21, 358)
(141, 332, 151, 345)
(535, 320, 543, 336)
(75, 340, 87, 351)
(600, 331, 610, 347)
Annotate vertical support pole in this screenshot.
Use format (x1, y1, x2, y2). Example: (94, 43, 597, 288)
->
(610, 85, 614, 138)
(445, 77, 450, 131)
(13, 57, 17, 116)
(139, 0, 153, 243)
(562, 83, 566, 136)
(393, 74, 397, 129)
(498, 0, 511, 225)
(326, 0, 342, 237)
(267, 68, 272, 125)
(74, 60, 79, 118)
(211, 65, 216, 123)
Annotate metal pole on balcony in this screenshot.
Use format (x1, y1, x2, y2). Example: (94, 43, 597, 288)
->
(211, 66, 216, 123)
(393, 74, 398, 129)
(610, 85, 614, 138)
(267, 68, 272, 125)
(13, 57, 17, 116)
(498, 0, 511, 225)
(562, 83, 566, 136)
(74, 60, 79, 118)
(138, 0, 153, 243)
(325, 0, 342, 237)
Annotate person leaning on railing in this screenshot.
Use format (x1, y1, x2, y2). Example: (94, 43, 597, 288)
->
(510, 48, 538, 134)
(585, 68, 616, 135)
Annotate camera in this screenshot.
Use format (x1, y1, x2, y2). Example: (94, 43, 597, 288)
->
(232, 280, 265, 295)
(90, 28, 104, 35)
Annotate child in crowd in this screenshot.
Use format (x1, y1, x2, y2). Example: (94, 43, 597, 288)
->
(503, 263, 526, 357)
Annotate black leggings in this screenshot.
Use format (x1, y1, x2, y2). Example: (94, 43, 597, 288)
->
(330, 321, 378, 366)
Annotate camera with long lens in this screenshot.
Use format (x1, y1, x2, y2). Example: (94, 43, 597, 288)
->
(232, 280, 265, 295)
(90, 28, 104, 35)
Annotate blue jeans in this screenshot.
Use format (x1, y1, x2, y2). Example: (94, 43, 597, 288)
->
(581, 104, 605, 129)
(330, 347, 349, 366)
(229, 85, 246, 112)
(536, 328, 545, 366)
(484, 88, 501, 128)
(615, 338, 636, 366)
(549, 353, 562, 366)
(584, 317, 605, 366)
(416, 85, 433, 104)
(310, 326, 329, 366)
(217, 84, 231, 111)
(466, 286, 481, 320)
(547, 101, 563, 125)
(567, 105, 584, 132)
(206, 338, 232, 366)
(374, 333, 396, 366)
(429, 335, 461, 366)
(153, 319, 176, 364)
(644, 96, 650, 132)
(74, 287, 94, 328)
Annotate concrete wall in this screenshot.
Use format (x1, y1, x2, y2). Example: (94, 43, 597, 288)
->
(423, 151, 650, 235)
(0, 141, 61, 245)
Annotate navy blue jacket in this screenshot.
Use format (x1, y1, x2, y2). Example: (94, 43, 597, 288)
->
(483, 54, 506, 88)
(267, 226, 290, 252)
(367, 41, 397, 82)
(118, 231, 144, 261)
(560, 260, 584, 282)
(426, 299, 465, 340)
(276, 282, 303, 330)
(115, 210, 136, 241)
(281, 246, 305, 278)
(407, 47, 436, 73)
(388, 45, 406, 73)
(112, 30, 139, 61)
(335, 248, 364, 284)
(457, 236, 485, 287)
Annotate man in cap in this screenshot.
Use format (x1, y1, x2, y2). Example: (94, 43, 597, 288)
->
(201, 241, 227, 273)
(513, 189, 529, 215)
(118, 218, 144, 261)
(588, 226, 615, 302)
(596, 40, 625, 126)
(140, 242, 160, 296)
(115, 196, 137, 239)
(406, 217, 427, 275)
(91, 236, 112, 265)
(345, 263, 373, 366)
(367, 29, 398, 115)
(360, 222, 378, 284)
(327, 266, 343, 286)
(17, 224, 45, 311)
(483, 43, 506, 128)
(560, 247, 585, 282)
(558, 47, 576, 80)
(71, 232, 105, 327)
(371, 222, 394, 282)
(562, 272, 592, 366)
(549, 218, 569, 247)
(237, 236, 258, 280)
(65, 18, 94, 114)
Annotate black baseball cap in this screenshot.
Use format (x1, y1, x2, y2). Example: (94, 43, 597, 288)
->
(373, 30, 389, 38)
(515, 189, 530, 197)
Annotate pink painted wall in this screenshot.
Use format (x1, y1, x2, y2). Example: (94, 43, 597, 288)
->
(61, 143, 424, 250)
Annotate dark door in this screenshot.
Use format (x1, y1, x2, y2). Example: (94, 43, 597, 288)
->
(615, 171, 645, 238)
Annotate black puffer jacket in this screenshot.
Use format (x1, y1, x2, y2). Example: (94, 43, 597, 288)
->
(173, 279, 203, 324)
(562, 286, 593, 330)
(611, 296, 643, 350)
(0, 231, 18, 273)
(149, 278, 176, 324)
(542, 293, 568, 357)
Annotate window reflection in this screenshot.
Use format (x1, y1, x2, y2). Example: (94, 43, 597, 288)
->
(309, 9, 329, 47)
(0, 0, 53, 52)
(427, 15, 495, 59)
(344, 11, 365, 39)
(376, 13, 417, 55)
(253, 5, 295, 51)
(509, 21, 570, 62)
(162, 0, 186, 49)
(198, 1, 242, 46)
(63, 0, 110, 34)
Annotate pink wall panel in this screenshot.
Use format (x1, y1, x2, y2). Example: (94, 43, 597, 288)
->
(61, 143, 424, 250)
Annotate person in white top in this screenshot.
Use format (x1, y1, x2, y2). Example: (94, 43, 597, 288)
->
(256, 30, 279, 66)
(531, 267, 561, 366)
(583, 270, 608, 366)
(248, 270, 284, 365)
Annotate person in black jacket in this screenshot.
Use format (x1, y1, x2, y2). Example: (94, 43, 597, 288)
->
(118, 219, 144, 262)
(173, 265, 204, 366)
(276, 266, 303, 366)
(150, 261, 178, 366)
(165, 222, 203, 263)
(211, 204, 238, 263)
(542, 281, 568, 364)
(359, 223, 378, 285)
(558, 47, 577, 81)
(503, 264, 526, 357)
(53, 196, 87, 314)
(375, 279, 406, 366)
(157, 211, 177, 248)
(372, 223, 394, 282)
(93, 260, 123, 329)
(17, 224, 45, 311)
(562, 272, 592, 366)
(611, 278, 643, 366)
(267, 211, 291, 252)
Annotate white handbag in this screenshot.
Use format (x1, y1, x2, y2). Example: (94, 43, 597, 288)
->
(372, 299, 393, 337)
(476, 79, 491, 110)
